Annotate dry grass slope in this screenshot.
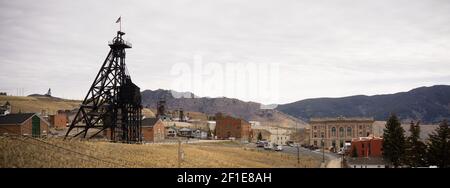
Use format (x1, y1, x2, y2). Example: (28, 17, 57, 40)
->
(0, 137, 319, 168)
(0, 96, 81, 114)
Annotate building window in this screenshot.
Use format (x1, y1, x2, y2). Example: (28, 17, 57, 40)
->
(331, 127, 336, 137)
(359, 125, 362, 129)
(314, 141, 317, 146)
(314, 133, 317, 138)
(321, 132, 324, 138)
(339, 127, 344, 137)
(347, 127, 352, 137)
(314, 126, 317, 130)
(359, 131, 362, 136)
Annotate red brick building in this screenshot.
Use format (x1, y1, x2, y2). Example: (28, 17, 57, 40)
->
(349, 136, 383, 157)
(215, 113, 252, 141)
(142, 118, 165, 142)
(48, 111, 69, 130)
(0, 113, 49, 137)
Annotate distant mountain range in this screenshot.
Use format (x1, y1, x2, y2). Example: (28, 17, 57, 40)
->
(141, 89, 259, 120)
(140, 89, 307, 128)
(141, 85, 450, 125)
(276, 85, 450, 123)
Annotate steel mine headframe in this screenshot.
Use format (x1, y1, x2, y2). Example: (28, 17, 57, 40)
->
(65, 31, 142, 143)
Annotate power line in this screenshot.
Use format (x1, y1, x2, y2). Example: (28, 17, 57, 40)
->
(2, 135, 106, 167)
(0, 129, 127, 167)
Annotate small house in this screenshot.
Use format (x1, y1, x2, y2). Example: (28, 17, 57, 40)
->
(142, 118, 165, 142)
(48, 111, 69, 130)
(0, 113, 49, 137)
(178, 127, 192, 137)
(192, 129, 208, 139)
(166, 126, 177, 137)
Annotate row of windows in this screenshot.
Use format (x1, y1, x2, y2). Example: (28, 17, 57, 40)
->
(331, 127, 351, 137)
(313, 131, 370, 138)
(313, 125, 370, 130)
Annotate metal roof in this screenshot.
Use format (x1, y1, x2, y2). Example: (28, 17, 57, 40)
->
(0, 113, 36, 125)
(141, 118, 160, 127)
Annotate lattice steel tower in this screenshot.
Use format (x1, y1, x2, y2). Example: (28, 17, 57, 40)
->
(65, 31, 142, 143)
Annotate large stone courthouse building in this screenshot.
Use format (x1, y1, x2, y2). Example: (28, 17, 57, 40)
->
(309, 117, 374, 151)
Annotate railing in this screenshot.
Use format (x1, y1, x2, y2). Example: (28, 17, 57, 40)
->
(108, 39, 132, 47)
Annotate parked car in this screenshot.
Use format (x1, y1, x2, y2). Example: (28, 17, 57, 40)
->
(308, 145, 319, 150)
(264, 143, 272, 150)
(256, 141, 266, 147)
(286, 141, 294, 146)
(274, 145, 283, 151)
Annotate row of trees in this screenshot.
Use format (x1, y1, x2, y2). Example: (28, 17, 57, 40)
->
(383, 114, 449, 168)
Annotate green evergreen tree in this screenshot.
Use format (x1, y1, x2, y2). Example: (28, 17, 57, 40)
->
(405, 121, 427, 167)
(352, 146, 358, 158)
(257, 132, 263, 141)
(382, 114, 406, 168)
(427, 119, 450, 168)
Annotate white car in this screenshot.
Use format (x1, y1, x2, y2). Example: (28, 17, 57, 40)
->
(264, 144, 272, 150)
(274, 145, 283, 151)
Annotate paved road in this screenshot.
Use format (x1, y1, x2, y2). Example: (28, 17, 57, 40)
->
(326, 157, 342, 168)
(249, 144, 341, 168)
(284, 146, 341, 168)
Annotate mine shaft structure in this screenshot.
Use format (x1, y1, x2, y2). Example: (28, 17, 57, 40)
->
(65, 31, 142, 143)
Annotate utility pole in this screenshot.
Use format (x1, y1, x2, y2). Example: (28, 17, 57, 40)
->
(322, 136, 325, 164)
(178, 138, 182, 168)
(296, 121, 300, 167)
(277, 127, 279, 146)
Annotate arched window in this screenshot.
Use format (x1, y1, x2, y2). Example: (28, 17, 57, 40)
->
(331, 127, 336, 137)
(347, 127, 352, 137)
(339, 127, 344, 137)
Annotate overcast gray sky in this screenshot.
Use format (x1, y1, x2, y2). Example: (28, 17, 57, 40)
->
(0, 0, 449, 104)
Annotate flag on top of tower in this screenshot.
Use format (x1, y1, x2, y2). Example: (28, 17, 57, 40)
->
(116, 16, 121, 23)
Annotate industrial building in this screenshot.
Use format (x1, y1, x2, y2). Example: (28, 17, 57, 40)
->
(215, 113, 252, 141)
